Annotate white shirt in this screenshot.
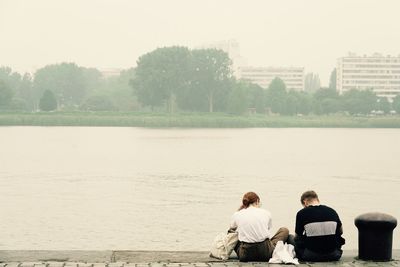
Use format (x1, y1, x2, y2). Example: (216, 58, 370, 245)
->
(230, 206, 272, 243)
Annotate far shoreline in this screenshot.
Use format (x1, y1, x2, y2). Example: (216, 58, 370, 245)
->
(1, 112, 400, 128)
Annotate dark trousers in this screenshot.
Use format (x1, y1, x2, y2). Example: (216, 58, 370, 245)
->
(234, 227, 289, 262)
(288, 234, 343, 262)
(296, 248, 342, 262)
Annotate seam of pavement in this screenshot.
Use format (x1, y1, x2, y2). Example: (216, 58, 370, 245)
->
(0, 251, 399, 265)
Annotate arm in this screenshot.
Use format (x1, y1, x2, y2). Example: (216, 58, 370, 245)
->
(337, 225, 345, 245)
(295, 212, 303, 236)
(336, 213, 346, 245)
(229, 213, 238, 232)
(338, 225, 343, 235)
(336, 211, 343, 235)
(268, 211, 272, 229)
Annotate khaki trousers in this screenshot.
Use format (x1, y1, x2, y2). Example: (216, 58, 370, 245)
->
(235, 227, 289, 262)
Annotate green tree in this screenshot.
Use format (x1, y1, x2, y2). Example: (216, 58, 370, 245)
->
(82, 67, 103, 95)
(246, 83, 265, 113)
(296, 92, 312, 115)
(227, 81, 248, 115)
(0, 67, 22, 91)
(376, 97, 391, 114)
(132, 46, 191, 112)
(314, 87, 339, 101)
(342, 89, 377, 115)
(392, 95, 400, 114)
(329, 68, 337, 90)
(281, 90, 312, 116)
(0, 67, 32, 110)
(283, 92, 299, 115)
(265, 77, 287, 114)
(9, 98, 28, 111)
(321, 98, 341, 114)
(91, 68, 138, 111)
(312, 87, 341, 114)
(0, 80, 13, 108)
(39, 90, 57, 111)
(34, 63, 87, 108)
(131, 47, 232, 113)
(17, 73, 34, 111)
(304, 73, 321, 93)
(106, 68, 138, 111)
(174, 80, 208, 112)
(190, 48, 232, 113)
(80, 95, 114, 111)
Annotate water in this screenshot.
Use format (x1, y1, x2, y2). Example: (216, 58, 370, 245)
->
(0, 127, 399, 250)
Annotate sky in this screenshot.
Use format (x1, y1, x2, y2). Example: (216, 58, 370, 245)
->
(1, 0, 400, 86)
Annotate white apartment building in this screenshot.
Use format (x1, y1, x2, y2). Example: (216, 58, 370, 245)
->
(239, 66, 305, 91)
(337, 53, 400, 99)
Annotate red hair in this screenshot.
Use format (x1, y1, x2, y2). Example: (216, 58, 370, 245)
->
(239, 192, 260, 210)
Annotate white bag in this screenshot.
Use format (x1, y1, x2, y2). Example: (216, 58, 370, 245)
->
(268, 240, 299, 265)
(209, 231, 239, 260)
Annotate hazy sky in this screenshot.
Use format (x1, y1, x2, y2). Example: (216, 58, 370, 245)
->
(1, 0, 400, 85)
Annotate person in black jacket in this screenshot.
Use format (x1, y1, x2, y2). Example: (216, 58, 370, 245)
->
(293, 190, 345, 262)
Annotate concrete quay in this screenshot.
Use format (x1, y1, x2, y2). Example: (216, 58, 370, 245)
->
(0, 251, 399, 267)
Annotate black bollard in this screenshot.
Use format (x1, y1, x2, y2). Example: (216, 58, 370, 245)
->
(354, 212, 397, 261)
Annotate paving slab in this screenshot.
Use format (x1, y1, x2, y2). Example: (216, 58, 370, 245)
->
(19, 263, 38, 267)
(0, 250, 399, 266)
(107, 263, 125, 267)
(112, 252, 214, 263)
(46, 261, 65, 267)
(3, 263, 21, 267)
(0, 251, 113, 262)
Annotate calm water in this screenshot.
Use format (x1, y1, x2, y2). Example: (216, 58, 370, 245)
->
(0, 127, 399, 250)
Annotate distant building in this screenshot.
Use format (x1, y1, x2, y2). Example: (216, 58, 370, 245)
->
(337, 53, 400, 99)
(239, 66, 305, 91)
(99, 68, 122, 78)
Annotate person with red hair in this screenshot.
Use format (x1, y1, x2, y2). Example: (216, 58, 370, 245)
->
(231, 192, 289, 262)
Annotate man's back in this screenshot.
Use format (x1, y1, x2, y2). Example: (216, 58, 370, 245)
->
(295, 205, 343, 253)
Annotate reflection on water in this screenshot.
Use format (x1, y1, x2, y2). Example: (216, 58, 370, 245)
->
(0, 127, 399, 250)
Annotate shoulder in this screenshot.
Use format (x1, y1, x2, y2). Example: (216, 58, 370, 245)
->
(321, 205, 339, 214)
(232, 210, 242, 217)
(322, 205, 341, 220)
(296, 207, 307, 217)
(232, 209, 246, 218)
(264, 209, 272, 217)
(257, 208, 272, 218)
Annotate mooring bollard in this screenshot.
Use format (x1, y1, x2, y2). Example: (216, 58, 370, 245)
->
(354, 212, 397, 261)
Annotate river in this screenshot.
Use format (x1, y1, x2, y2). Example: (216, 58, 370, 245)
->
(0, 127, 399, 250)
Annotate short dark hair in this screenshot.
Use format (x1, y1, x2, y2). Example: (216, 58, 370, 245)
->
(300, 190, 319, 205)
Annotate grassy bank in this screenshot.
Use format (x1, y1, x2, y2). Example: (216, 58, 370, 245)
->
(1, 112, 400, 128)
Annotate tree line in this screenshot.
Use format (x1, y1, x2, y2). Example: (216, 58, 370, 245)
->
(0, 64, 136, 112)
(1, 46, 400, 115)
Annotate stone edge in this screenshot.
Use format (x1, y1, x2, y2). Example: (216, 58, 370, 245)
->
(0, 250, 398, 263)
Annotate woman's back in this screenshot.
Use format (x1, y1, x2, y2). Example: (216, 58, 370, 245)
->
(231, 206, 272, 242)
(231, 192, 289, 262)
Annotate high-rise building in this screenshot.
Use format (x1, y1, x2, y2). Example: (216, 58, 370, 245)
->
(239, 66, 304, 91)
(336, 53, 400, 99)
